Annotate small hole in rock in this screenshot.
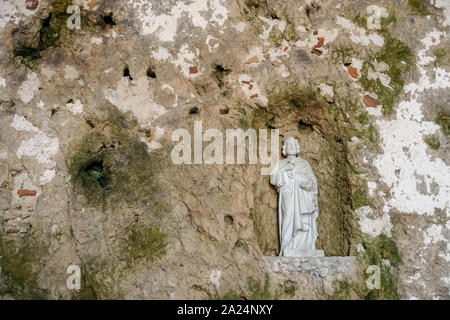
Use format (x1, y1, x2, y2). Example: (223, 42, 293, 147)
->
(100, 13, 116, 27)
(146, 67, 156, 78)
(297, 120, 313, 131)
(123, 65, 133, 80)
(224, 215, 234, 225)
(189, 107, 199, 115)
(67, 98, 74, 104)
(82, 160, 109, 189)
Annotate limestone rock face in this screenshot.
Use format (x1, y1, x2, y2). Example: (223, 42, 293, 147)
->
(0, 0, 449, 299)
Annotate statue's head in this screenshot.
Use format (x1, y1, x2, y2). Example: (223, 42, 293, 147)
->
(282, 137, 301, 157)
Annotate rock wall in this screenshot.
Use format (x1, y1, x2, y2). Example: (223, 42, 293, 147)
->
(0, 0, 448, 299)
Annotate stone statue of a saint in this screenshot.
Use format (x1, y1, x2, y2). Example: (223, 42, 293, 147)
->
(270, 137, 324, 257)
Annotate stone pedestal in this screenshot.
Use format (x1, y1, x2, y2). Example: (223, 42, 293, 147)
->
(264, 255, 356, 277)
(283, 248, 324, 257)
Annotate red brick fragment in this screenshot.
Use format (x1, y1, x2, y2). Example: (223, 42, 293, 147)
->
(363, 95, 378, 108)
(347, 65, 358, 78)
(245, 56, 259, 65)
(314, 37, 325, 49)
(7, 229, 18, 234)
(189, 66, 198, 74)
(17, 189, 36, 197)
(311, 48, 322, 56)
(25, 0, 39, 10)
(250, 94, 258, 99)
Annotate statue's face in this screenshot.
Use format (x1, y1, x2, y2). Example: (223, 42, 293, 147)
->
(285, 140, 298, 156)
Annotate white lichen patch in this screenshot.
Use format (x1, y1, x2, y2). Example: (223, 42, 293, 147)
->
(17, 72, 40, 104)
(90, 36, 103, 45)
(336, 16, 384, 47)
(172, 44, 201, 78)
(374, 30, 450, 216)
(0, 0, 37, 28)
(66, 99, 84, 115)
(355, 206, 392, 237)
(141, 127, 165, 151)
(64, 65, 80, 80)
(104, 77, 167, 126)
(162, 84, 178, 108)
(10, 115, 60, 165)
(209, 269, 222, 289)
(39, 169, 56, 185)
(40, 66, 56, 80)
(294, 27, 339, 56)
(206, 35, 219, 52)
(133, 0, 228, 42)
(258, 15, 286, 46)
(238, 74, 268, 106)
(153, 47, 170, 61)
(432, 0, 450, 27)
(232, 21, 246, 32)
(367, 61, 392, 89)
(423, 224, 446, 246)
(318, 83, 334, 99)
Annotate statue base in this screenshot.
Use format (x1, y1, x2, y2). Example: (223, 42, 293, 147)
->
(283, 248, 324, 257)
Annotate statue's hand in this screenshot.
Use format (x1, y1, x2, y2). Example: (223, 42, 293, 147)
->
(286, 169, 294, 179)
(306, 179, 314, 191)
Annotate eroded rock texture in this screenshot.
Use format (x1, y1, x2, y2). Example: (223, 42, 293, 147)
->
(0, 0, 449, 299)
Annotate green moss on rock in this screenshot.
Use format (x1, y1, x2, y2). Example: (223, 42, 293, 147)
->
(360, 35, 413, 116)
(0, 235, 48, 299)
(124, 224, 166, 264)
(435, 110, 450, 135)
(433, 48, 447, 66)
(67, 108, 170, 213)
(424, 135, 440, 149)
(408, 0, 429, 16)
(350, 176, 371, 210)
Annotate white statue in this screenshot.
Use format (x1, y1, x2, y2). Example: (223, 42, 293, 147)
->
(270, 137, 324, 257)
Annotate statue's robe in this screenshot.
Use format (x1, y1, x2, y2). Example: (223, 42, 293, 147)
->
(270, 157, 318, 256)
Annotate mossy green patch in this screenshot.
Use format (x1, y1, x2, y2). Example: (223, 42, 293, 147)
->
(435, 110, 450, 135)
(332, 234, 401, 300)
(433, 48, 447, 66)
(0, 235, 48, 299)
(408, 0, 429, 16)
(72, 260, 123, 300)
(424, 135, 440, 149)
(124, 223, 166, 264)
(14, 0, 73, 68)
(359, 35, 413, 116)
(332, 45, 356, 65)
(352, 14, 367, 29)
(350, 176, 371, 210)
(67, 107, 170, 214)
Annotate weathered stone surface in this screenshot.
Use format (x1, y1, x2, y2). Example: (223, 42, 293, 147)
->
(265, 256, 356, 278)
(0, 0, 448, 300)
